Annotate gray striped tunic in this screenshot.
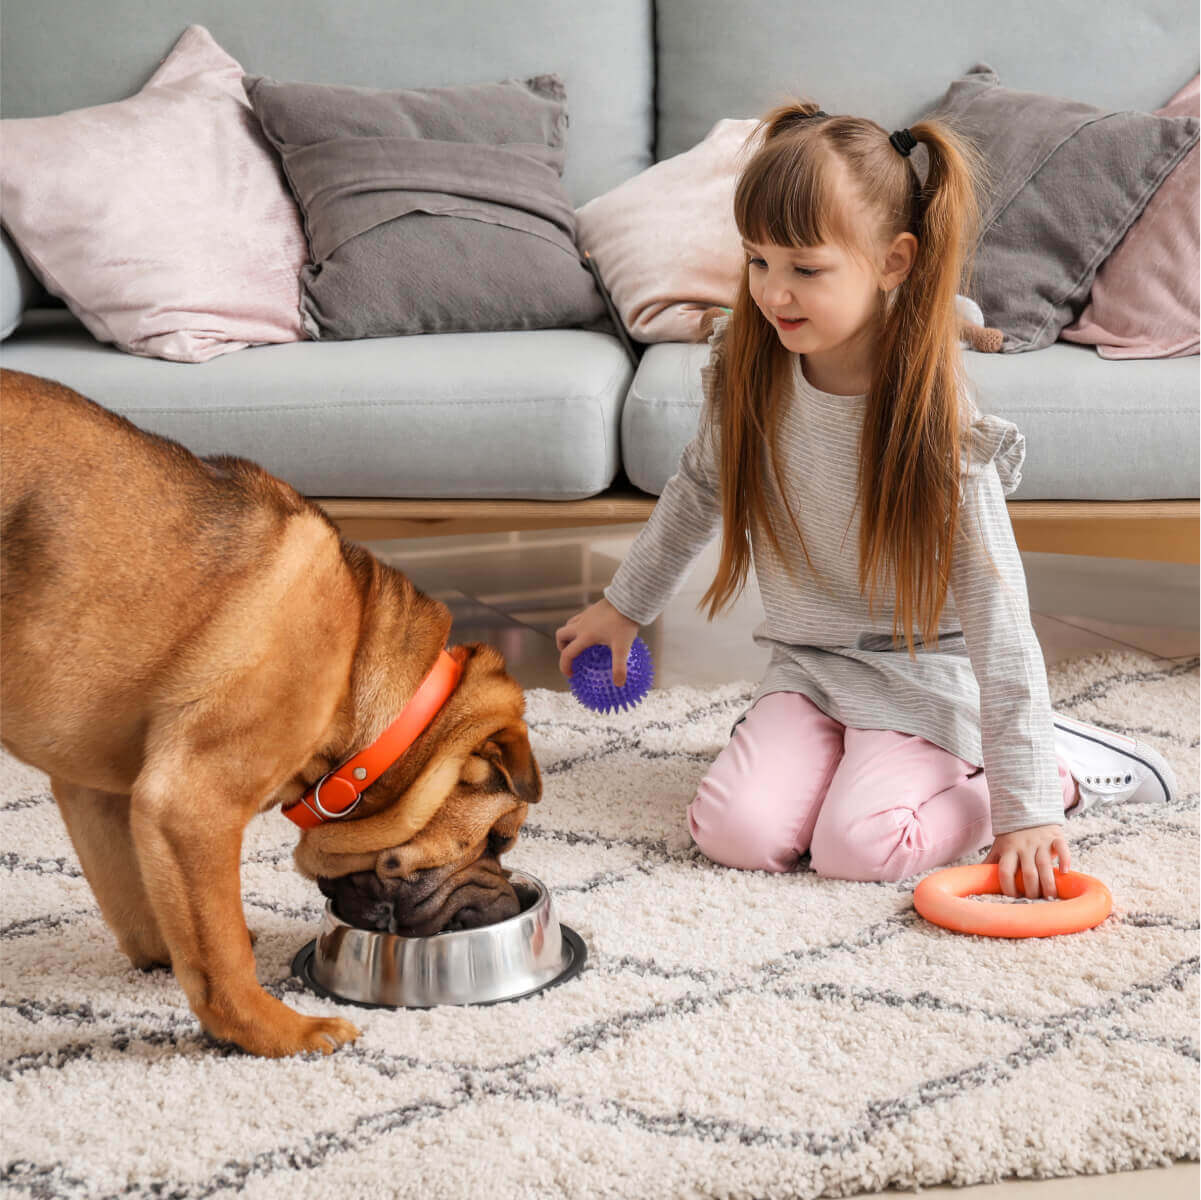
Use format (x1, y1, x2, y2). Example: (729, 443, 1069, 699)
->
(605, 316, 1064, 835)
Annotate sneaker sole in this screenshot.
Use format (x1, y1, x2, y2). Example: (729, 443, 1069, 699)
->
(1053, 713, 1178, 804)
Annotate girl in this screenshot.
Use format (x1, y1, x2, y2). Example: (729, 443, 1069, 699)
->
(556, 102, 1176, 899)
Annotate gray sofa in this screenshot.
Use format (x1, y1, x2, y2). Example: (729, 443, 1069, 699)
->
(3, 0, 1198, 558)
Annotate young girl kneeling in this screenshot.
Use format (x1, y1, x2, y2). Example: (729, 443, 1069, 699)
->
(556, 102, 1176, 899)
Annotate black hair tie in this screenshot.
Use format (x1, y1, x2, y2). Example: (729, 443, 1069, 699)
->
(890, 128, 918, 157)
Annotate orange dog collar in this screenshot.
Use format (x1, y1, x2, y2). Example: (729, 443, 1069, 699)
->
(282, 649, 462, 830)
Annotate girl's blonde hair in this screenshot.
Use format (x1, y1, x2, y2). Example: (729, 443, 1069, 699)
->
(699, 100, 987, 656)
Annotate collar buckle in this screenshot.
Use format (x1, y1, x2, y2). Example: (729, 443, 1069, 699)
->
(310, 773, 363, 821)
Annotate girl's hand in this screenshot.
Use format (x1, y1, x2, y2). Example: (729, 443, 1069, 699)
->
(555, 599, 640, 685)
(983, 825, 1071, 899)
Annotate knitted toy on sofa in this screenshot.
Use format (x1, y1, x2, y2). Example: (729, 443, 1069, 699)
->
(954, 295, 1004, 352)
(959, 321, 1005, 352)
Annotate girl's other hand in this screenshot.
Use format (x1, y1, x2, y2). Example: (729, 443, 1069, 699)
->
(983, 825, 1070, 899)
(555, 598, 640, 685)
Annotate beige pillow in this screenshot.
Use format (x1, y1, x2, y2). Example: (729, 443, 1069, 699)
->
(575, 118, 760, 344)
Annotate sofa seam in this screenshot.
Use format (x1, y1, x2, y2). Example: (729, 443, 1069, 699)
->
(118, 389, 633, 419)
(623, 396, 1196, 417)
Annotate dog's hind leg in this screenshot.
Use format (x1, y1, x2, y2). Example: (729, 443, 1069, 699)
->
(51, 778, 173, 969)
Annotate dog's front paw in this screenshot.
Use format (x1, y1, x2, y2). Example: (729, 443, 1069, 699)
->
(293, 1015, 361, 1055)
(198, 990, 361, 1057)
(242, 1012, 360, 1057)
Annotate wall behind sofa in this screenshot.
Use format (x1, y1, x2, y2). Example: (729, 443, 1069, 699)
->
(655, 0, 1200, 158)
(0, 0, 654, 208)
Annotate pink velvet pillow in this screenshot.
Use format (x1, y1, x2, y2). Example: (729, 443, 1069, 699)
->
(575, 118, 761, 343)
(1060, 75, 1199, 359)
(0, 26, 306, 363)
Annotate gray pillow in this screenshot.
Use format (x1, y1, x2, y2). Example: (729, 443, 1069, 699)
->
(929, 63, 1199, 352)
(243, 73, 605, 340)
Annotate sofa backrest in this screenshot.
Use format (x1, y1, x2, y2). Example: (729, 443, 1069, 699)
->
(6, 1, 1195, 206)
(655, 0, 1200, 160)
(0, 0, 654, 208)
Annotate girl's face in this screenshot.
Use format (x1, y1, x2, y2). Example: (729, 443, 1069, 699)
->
(741, 236, 883, 357)
(741, 224, 915, 391)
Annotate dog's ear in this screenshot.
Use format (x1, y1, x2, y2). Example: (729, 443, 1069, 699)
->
(474, 722, 541, 806)
(369, 727, 537, 879)
(375, 789, 527, 879)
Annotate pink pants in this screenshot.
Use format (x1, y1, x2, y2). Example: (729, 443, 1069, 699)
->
(688, 691, 1079, 882)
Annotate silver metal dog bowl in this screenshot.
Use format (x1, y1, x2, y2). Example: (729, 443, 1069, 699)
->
(292, 870, 585, 1008)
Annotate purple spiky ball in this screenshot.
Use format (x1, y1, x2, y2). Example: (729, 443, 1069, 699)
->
(570, 637, 654, 713)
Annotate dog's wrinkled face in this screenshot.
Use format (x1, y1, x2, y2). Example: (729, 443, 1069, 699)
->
(293, 644, 541, 936)
(317, 805, 525, 935)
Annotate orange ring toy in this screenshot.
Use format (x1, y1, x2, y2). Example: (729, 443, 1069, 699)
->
(913, 864, 1112, 938)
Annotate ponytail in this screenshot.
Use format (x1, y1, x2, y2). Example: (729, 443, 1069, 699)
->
(858, 121, 985, 653)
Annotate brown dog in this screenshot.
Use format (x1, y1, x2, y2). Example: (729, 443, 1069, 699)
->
(0, 370, 541, 1057)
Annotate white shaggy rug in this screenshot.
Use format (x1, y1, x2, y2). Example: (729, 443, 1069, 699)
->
(1, 649, 1197, 1199)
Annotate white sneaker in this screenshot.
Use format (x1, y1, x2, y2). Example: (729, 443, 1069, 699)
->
(1053, 712, 1177, 813)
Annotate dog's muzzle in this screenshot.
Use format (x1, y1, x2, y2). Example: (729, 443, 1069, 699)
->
(317, 859, 521, 936)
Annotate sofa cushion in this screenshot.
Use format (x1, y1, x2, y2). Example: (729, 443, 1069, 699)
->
(0, 0, 653, 209)
(928, 64, 1198, 353)
(0, 26, 308, 363)
(244, 72, 606, 341)
(1, 311, 630, 500)
(622, 340, 1200, 502)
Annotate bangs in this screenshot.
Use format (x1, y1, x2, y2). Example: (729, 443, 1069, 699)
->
(735, 134, 870, 263)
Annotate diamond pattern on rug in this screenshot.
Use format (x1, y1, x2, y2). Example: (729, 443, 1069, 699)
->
(0, 649, 1197, 1199)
